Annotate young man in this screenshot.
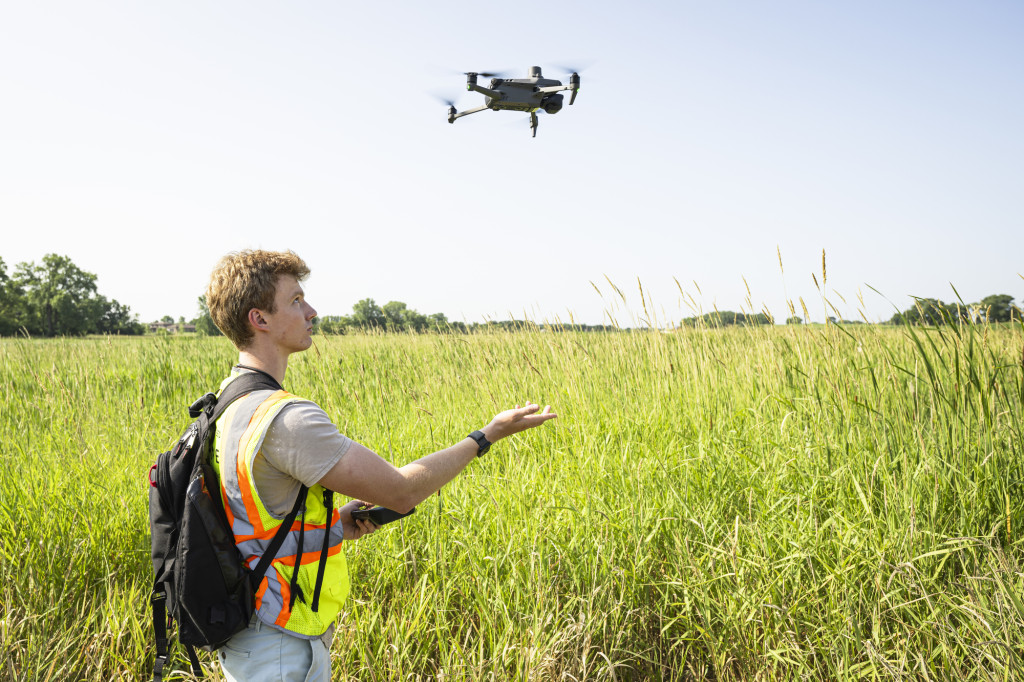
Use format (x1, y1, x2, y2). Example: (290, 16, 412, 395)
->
(205, 249, 557, 681)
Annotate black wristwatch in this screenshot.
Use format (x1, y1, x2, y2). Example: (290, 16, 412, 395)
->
(467, 430, 491, 457)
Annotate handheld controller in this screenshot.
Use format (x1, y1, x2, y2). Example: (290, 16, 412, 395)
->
(351, 505, 416, 527)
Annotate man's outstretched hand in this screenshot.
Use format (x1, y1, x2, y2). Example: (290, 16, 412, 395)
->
(482, 401, 558, 443)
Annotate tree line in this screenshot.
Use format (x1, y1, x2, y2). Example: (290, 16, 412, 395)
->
(889, 294, 1021, 325)
(679, 311, 774, 328)
(679, 294, 1021, 328)
(313, 298, 616, 334)
(0, 254, 144, 336)
(3, 254, 1020, 338)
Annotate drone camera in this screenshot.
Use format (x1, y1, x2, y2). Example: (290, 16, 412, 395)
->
(542, 94, 563, 115)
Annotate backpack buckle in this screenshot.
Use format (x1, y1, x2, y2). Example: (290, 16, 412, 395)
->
(188, 392, 217, 418)
(153, 652, 168, 678)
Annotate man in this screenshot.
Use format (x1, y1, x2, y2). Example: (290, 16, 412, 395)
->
(205, 249, 557, 681)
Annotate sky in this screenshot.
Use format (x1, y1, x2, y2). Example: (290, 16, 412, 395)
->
(1, 1, 1021, 327)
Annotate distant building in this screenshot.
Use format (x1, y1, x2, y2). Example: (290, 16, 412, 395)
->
(148, 321, 196, 334)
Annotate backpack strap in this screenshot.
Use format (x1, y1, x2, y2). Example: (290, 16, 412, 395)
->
(152, 590, 203, 681)
(311, 489, 334, 611)
(151, 588, 168, 681)
(210, 370, 284, 421)
(250, 483, 309, 588)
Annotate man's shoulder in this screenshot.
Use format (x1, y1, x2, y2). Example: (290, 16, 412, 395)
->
(270, 399, 335, 433)
(275, 397, 328, 418)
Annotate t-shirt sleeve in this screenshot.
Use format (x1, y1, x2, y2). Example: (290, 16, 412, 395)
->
(252, 401, 353, 516)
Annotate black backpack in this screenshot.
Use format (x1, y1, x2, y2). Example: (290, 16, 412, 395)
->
(147, 370, 310, 681)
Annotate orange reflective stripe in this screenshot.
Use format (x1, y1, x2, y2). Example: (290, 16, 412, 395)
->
(220, 482, 237, 530)
(234, 390, 290, 536)
(234, 459, 264, 536)
(274, 570, 292, 628)
(254, 570, 269, 611)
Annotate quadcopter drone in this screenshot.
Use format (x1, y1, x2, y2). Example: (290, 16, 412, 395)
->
(445, 66, 580, 137)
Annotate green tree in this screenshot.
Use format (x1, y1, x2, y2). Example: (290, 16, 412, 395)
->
(979, 294, 1015, 322)
(382, 301, 429, 332)
(786, 316, 802, 325)
(317, 315, 351, 334)
(892, 298, 944, 326)
(382, 300, 409, 331)
(351, 298, 385, 330)
(0, 257, 26, 336)
(194, 295, 222, 336)
(407, 309, 428, 332)
(4, 254, 141, 336)
(90, 296, 144, 335)
(429, 312, 458, 332)
(680, 310, 771, 328)
(14, 254, 100, 336)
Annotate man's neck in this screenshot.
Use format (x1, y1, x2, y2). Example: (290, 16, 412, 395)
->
(237, 349, 287, 385)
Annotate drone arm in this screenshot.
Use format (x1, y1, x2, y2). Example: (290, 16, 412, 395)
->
(468, 84, 503, 100)
(533, 84, 573, 94)
(536, 73, 580, 103)
(450, 105, 489, 122)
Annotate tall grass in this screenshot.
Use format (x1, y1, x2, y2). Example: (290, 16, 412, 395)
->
(0, 320, 1021, 680)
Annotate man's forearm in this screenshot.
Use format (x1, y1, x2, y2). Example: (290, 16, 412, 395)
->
(393, 436, 483, 511)
(319, 405, 553, 512)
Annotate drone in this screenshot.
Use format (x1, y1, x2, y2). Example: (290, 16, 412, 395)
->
(445, 66, 580, 137)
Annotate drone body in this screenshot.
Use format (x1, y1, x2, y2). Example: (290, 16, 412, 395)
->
(447, 66, 580, 137)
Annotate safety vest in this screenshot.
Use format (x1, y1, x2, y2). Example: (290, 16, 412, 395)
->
(212, 377, 349, 637)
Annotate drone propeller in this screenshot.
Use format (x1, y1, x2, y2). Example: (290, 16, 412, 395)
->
(429, 92, 462, 123)
(549, 61, 593, 75)
(547, 63, 588, 105)
(463, 70, 508, 79)
(430, 90, 463, 107)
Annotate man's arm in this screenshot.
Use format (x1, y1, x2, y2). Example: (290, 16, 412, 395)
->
(317, 402, 556, 513)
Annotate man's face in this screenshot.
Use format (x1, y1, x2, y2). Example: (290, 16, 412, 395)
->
(263, 275, 317, 353)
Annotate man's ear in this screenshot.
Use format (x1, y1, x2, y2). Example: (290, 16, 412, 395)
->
(248, 308, 269, 332)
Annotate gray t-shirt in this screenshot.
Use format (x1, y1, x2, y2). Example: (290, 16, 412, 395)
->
(252, 400, 353, 516)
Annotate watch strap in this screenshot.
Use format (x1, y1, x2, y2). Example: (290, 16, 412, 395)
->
(468, 430, 491, 457)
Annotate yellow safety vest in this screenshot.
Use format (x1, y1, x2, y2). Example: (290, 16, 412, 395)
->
(212, 374, 349, 637)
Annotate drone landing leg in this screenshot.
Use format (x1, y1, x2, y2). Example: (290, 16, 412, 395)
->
(530, 111, 538, 138)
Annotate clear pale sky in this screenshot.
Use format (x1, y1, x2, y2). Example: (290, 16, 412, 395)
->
(1, 1, 1021, 326)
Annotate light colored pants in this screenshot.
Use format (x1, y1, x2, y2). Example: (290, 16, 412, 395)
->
(218, 616, 330, 682)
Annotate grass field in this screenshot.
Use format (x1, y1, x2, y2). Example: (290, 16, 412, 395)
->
(1, 321, 1022, 680)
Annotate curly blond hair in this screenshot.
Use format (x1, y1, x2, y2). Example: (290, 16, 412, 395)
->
(206, 250, 310, 349)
